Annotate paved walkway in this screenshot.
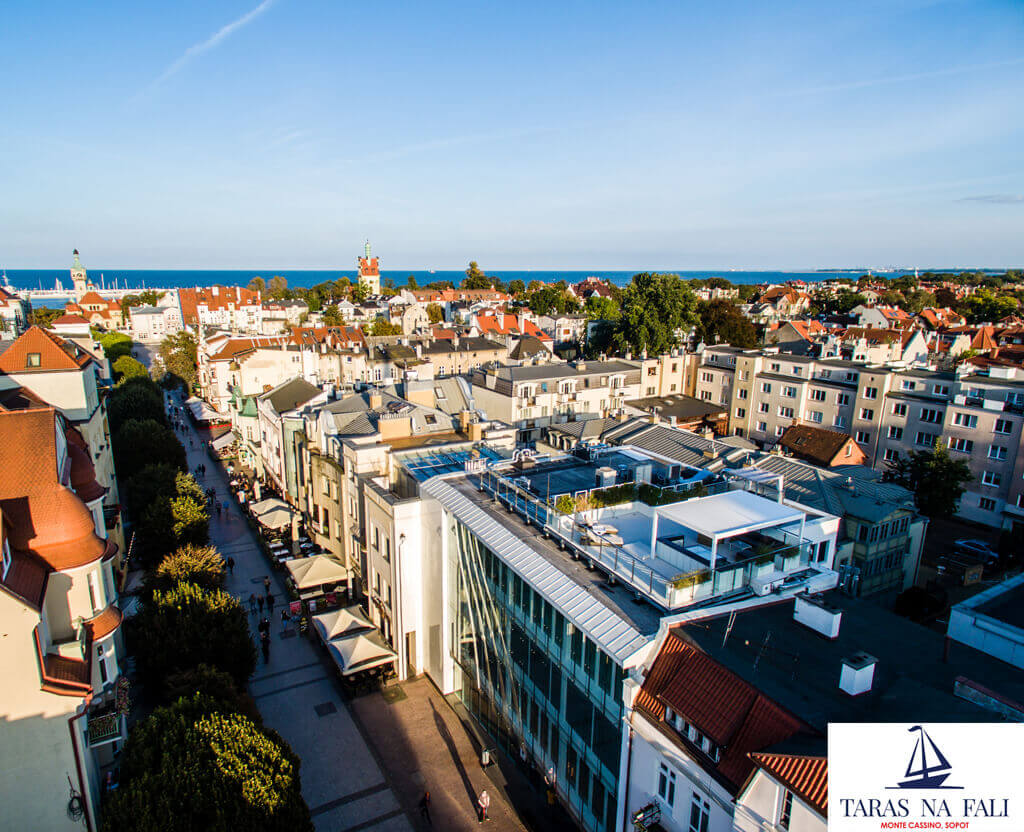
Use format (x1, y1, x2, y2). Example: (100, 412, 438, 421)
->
(165, 391, 531, 832)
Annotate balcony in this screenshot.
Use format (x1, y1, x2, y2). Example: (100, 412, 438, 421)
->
(87, 678, 130, 748)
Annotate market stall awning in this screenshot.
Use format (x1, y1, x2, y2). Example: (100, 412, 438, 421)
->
(185, 397, 226, 422)
(210, 432, 235, 451)
(326, 631, 397, 676)
(313, 606, 374, 643)
(250, 497, 294, 530)
(285, 554, 349, 590)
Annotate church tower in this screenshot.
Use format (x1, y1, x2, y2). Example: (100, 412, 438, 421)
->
(357, 240, 381, 296)
(70, 249, 88, 301)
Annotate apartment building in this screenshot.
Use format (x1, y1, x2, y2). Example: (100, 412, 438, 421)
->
(0, 285, 31, 334)
(0, 407, 126, 832)
(179, 285, 264, 332)
(470, 360, 644, 444)
(696, 345, 1024, 528)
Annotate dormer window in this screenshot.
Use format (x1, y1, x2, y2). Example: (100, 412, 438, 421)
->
(26, 352, 41, 368)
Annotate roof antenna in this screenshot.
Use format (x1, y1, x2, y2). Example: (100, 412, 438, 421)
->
(722, 610, 736, 647)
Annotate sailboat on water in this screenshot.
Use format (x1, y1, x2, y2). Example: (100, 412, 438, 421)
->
(895, 726, 958, 789)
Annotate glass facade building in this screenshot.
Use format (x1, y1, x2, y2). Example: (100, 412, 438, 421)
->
(450, 519, 625, 832)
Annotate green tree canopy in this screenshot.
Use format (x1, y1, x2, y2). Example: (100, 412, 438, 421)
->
(350, 282, 370, 304)
(425, 303, 444, 324)
(508, 279, 526, 296)
(101, 694, 311, 832)
(370, 317, 403, 336)
(107, 376, 166, 432)
(113, 418, 186, 481)
(158, 331, 199, 390)
(462, 261, 491, 290)
(132, 582, 256, 689)
(613, 273, 698, 355)
(695, 299, 758, 348)
(886, 442, 973, 517)
(584, 295, 620, 321)
(321, 304, 342, 326)
(98, 331, 134, 363)
(123, 462, 179, 518)
(163, 664, 261, 722)
(152, 545, 225, 593)
(406, 274, 418, 289)
(247, 276, 266, 293)
(113, 354, 149, 383)
(268, 275, 288, 298)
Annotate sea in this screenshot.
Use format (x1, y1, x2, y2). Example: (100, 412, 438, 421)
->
(6, 267, 935, 298)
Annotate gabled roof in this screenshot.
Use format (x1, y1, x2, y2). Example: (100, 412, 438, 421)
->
(260, 377, 322, 415)
(748, 753, 828, 817)
(778, 424, 861, 467)
(635, 630, 811, 794)
(0, 326, 93, 374)
(53, 314, 90, 326)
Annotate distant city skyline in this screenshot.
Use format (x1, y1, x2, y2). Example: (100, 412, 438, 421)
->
(2, 0, 1022, 268)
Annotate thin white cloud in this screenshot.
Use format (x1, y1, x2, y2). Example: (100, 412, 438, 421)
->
(774, 56, 1024, 97)
(146, 0, 276, 90)
(957, 194, 1024, 204)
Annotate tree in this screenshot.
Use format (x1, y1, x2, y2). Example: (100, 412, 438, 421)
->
(247, 276, 266, 294)
(887, 442, 973, 517)
(350, 282, 370, 304)
(132, 582, 256, 689)
(28, 306, 62, 328)
(101, 694, 311, 832)
(584, 295, 620, 321)
(170, 474, 211, 548)
(322, 304, 342, 326)
(527, 280, 544, 292)
(462, 261, 491, 290)
(98, 331, 134, 363)
(268, 275, 288, 298)
(152, 545, 225, 592)
(159, 331, 198, 390)
(370, 317, 403, 336)
(113, 419, 186, 481)
(163, 664, 261, 722)
(508, 279, 526, 296)
(695, 299, 758, 348)
(613, 273, 698, 355)
(107, 376, 166, 431)
(960, 288, 1019, 324)
(426, 303, 444, 324)
(113, 355, 149, 383)
(406, 274, 418, 289)
(124, 463, 179, 518)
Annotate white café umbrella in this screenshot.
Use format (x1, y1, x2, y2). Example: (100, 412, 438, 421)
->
(285, 555, 350, 590)
(326, 631, 397, 676)
(250, 497, 294, 531)
(313, 606, 374, 643)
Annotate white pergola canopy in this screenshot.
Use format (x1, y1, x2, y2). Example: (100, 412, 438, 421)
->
(326, 631, 397, 676)
(313, 606, 373, 642)
(656, 489, 804, 540)
(286, 555, 349, 590)
(185, 397, 224, 422)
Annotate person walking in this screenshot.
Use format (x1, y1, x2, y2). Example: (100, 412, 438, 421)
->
(248, 593, 257, 614)
(263, 576, 271, 594)
(267, 592, 275, 615)
(418, 791, 432, 825)
(257, 595, 265, 613)
(261, 629, 271, 663)
(226, 556, 234, 575)
(477, 789, 490, 822)
(280, 607, 290, 634)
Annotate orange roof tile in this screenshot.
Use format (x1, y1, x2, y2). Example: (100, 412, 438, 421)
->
(749, 753, 828, 816)
(83, 604, 122, 641)
(0, 326, 93, 374)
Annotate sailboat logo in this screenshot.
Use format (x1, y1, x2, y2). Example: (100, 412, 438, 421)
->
(888, 726, 962, 790)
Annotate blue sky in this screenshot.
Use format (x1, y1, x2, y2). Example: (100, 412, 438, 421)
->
(1, 0, 1021, 269)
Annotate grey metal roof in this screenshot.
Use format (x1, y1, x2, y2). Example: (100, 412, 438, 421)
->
(486, 360, 638, 382)
(261, 376, 322, 415)
(421, 476, 653, 664)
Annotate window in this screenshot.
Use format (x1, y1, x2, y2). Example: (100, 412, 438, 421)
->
(757, 421, 767, 433)
(846, 372, 857, 381)
(810, 389, 826, 402)
(982, 471, 1002, 487)
(735, 407, 746, 418)
(689, 794, 710, 832)
(783, 386, 797, 398)
(26, 352, 41, 368)
(837, 393, 850, 406)
(834, 416, 847, 428)
(888, 426, 903, 440)
(949, 437, 974, 453)
(737, 388, 748, 399)
(979, 497, 997, 511)
(856, 430, 870, 444)
(920, 408, 942, 424)
(860, 408, 874, 421)
(892, 402, 907, 417)
(901, 380, 916, 391)
(761, 382, 772, 394)
(87, 570, 101, 613)
(700, 372, 713, 383)
(779, 789, 794, 831)
(953, 413, 977, 429)
(884, 448, 899, 463)
(864, 386, 878, 399)
(700, 391, 712, 401)
(934, 384, 950, 396)
(995, 419, 1013, 434)
(776, 425, 785, 436)
(916, 431, 938, 446)
(759, 402, 769, 413)
(97, 645, 108, 687)
(809, 410, 823, 423)
(989, 445, 1008, 461)
(820, 369, 832, 378)
(1, 538, 10, 578)
(657, 763, 677, 808)
(778, 406, 794, 418)
(770, 362, 780, 372)
(792, 366, 801, 375)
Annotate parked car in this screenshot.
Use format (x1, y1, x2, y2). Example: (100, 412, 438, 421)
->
(953, 538, 999, 563)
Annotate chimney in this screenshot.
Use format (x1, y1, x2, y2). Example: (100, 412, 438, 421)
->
(839, 652, 877, 696)
(369, 391, 382, 409)
(794, 593, 842, 639)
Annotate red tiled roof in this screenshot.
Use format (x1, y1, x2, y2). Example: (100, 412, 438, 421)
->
(53, 314, 90, 325)
(0, 539, 48, 609)
(358, 256, 380, 277)
(83, 604, 122, 641)
(749, 753, 828, 816)
(209, 336, 285, 361)
(68, 442, 107, 502)
(180, 286, 262, 325)
(635, 630, 811, 794)
(0, 326, 93, 374)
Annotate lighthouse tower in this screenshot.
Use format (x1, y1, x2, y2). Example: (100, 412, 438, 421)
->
(70, 249, 89, 302)
(357, 240, 381, 296)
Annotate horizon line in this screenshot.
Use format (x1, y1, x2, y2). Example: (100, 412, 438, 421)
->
(3, 264, 1019, 273)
